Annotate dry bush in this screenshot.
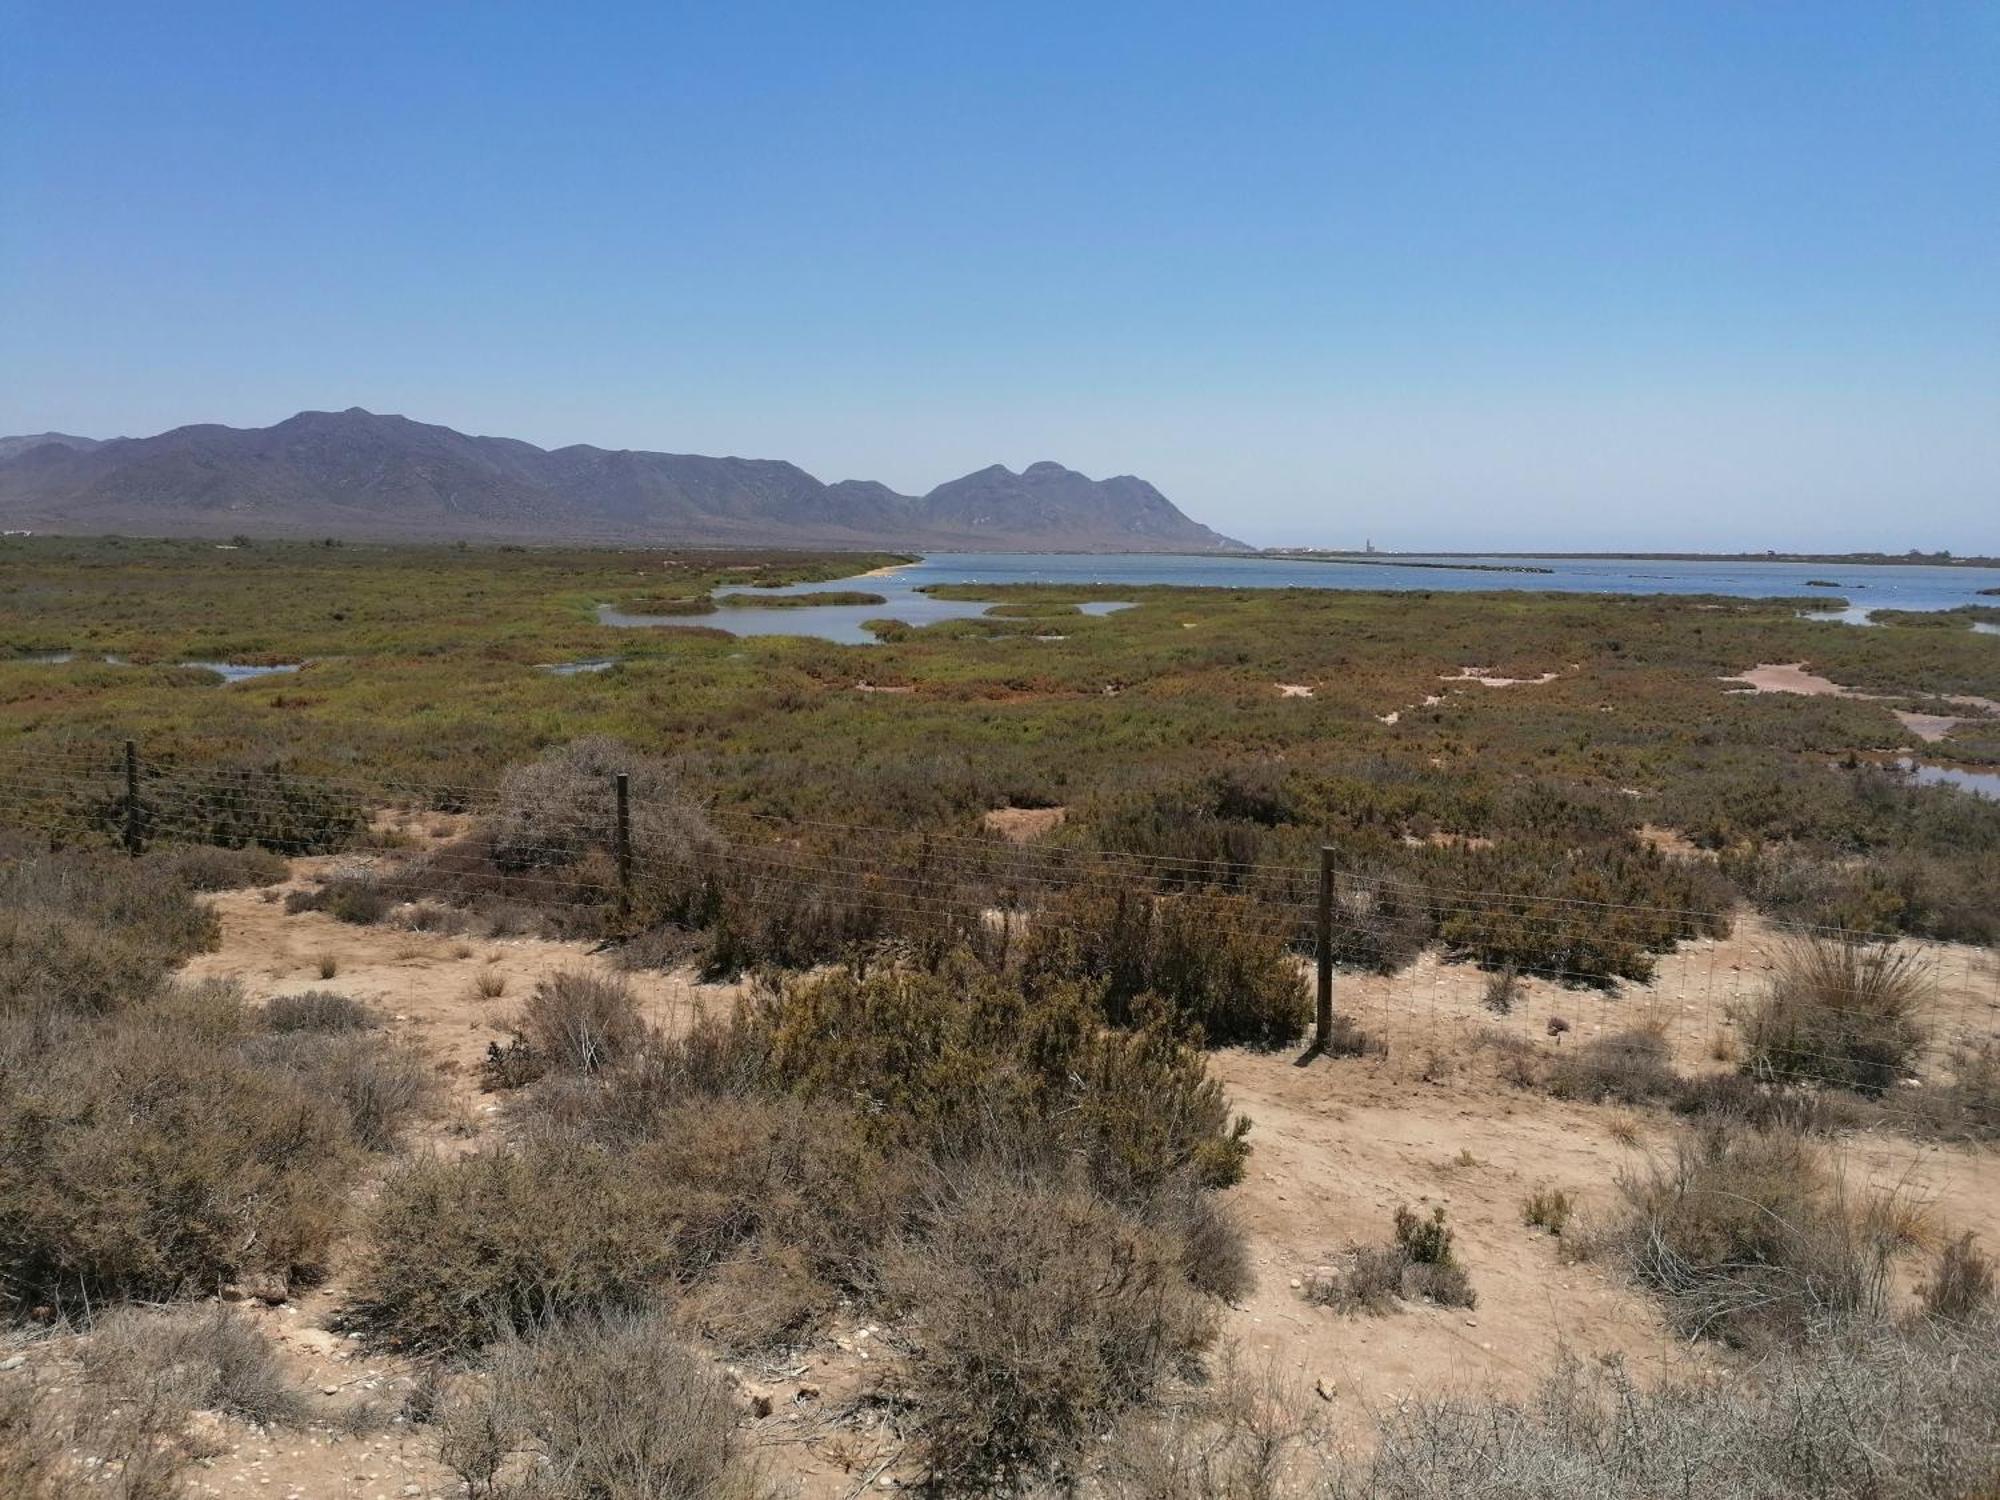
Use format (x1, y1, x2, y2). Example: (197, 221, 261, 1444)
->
(1922, 1233, 1995, 1324)
(673, 1237, 839, 1354)
(285, 874, 390, 925)
(1613, 1125, 1906, 1348)
(1893, 1037, 2000, 1142)
(0, 910, 166, 1023)
(439, 1313, 759, 1500)
(1481, 965, 1522, 1016)
(346, 1140, 683, 1354)
(475, 967, 508, 999)
(1744, 940, 1930, 1096)
(156, 844, 288, 891)
(238, 1030, 433, 1152)
(1304, 1206, 1475, 1314)
(1547, 1026, 1677, 1104)
(84, 1305, 313, 1428)
(1097, 1356, 1326, 1500)
(262, 989, 377, 1033)
(0, 1001, 354, 1313)
(0, 1381, 67, 1499)
(488, 736, 714, 875)
(518, 970, 646, 1075)
(1325, 1319, 2000, 1500)
(0, 852, 221, 1025)
(885, 1172, 1217, 1493)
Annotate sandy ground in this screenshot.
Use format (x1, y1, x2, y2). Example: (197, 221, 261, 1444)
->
(1723, 660, 2000, 745)
(980, 805, 1068, 842)
(12, 849, 2000, 1496)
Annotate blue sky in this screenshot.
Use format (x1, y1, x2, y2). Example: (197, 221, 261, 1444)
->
(3, 2, 1996, 550)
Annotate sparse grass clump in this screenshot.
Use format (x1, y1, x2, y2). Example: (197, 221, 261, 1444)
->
(1522, 1186, 1573, 1236)
(156, 842, 289, 891)
(1611, 1125, 1907, 1348)
(1548, 1025, 1678, 1104)
(1329, 1319, 2000, 1500)
(1922, 1233, 1996, 1325)
(262, 989, 377, 1033)
(438, 1313, 758, 1500)
(1744, 940, 1930, 1096)
(83, 1304, 314, 1428)
(1305, 1205, 1475, 1314)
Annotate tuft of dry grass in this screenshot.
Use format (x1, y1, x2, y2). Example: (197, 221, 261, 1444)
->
(1522, 1186, 1573, 1236)
(1612, 1125, 1915, 1348)
(1922, 1233, 1996, 1324)
(518, 970, 645, 1075)
(1744, 939, 1930, 1096)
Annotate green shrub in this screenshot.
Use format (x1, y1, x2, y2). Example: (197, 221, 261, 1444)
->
(1021, 885, 1309, 1047)
(745, 960, 1252, 1192)
(1305, 1205, 1475, 1314)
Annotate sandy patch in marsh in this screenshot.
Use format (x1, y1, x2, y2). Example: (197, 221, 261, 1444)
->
(1440, 667, 1562, 687)
(981, 804, 1068, 843)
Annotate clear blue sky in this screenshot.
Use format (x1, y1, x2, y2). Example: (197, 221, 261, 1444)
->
(4, 2, 1996, 550)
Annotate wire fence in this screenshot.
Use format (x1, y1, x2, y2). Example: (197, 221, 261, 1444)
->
(1, 737, 1995, 1117)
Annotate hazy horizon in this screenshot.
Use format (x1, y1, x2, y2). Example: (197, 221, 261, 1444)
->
(4, 3, 1996, 552)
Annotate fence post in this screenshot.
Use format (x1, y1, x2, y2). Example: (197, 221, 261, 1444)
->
(124, 739, 142, 856)
(613, 772, 632, 910)
(1315, 845, 1334, 1053)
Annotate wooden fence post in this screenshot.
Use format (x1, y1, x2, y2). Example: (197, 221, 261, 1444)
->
(1315, 845, 1334, 1053)
(614, 772, 632, 909)
(124, 739, 142, 856)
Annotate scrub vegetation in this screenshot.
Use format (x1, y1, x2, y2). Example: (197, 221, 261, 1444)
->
(3, 539, 1999, 1495)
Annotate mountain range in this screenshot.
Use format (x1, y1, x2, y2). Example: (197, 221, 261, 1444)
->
(0, 409, 1242, 551)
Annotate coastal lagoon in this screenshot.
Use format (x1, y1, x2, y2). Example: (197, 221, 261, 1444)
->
(596, 551, 2000, 646)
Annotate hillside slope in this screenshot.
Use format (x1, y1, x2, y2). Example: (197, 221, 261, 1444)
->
(0, 409, 1243, 550)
